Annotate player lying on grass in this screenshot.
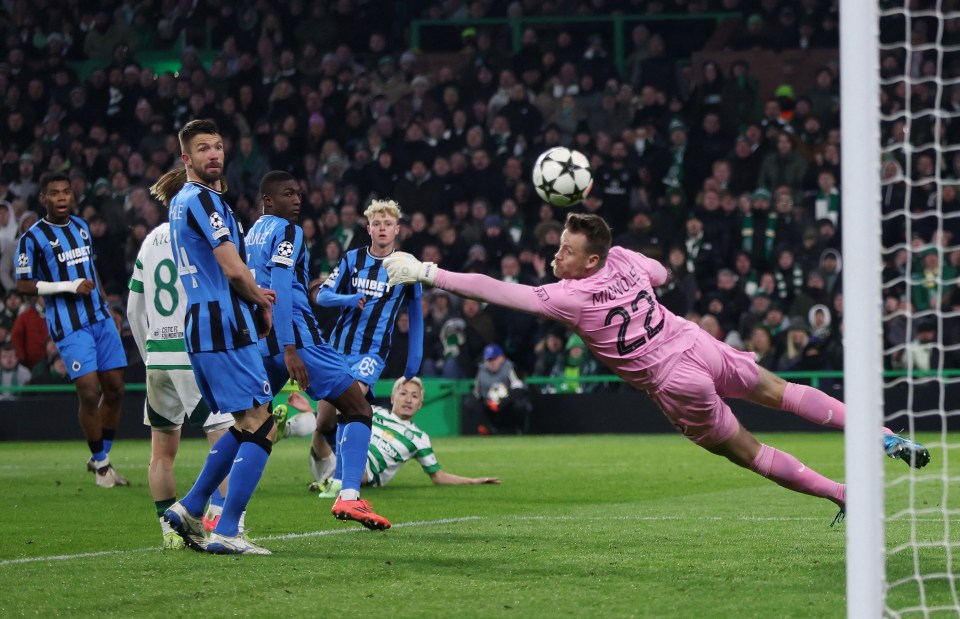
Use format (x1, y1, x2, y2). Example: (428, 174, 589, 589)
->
(384, 212, 930, 524)
(280, 377, 500, 490)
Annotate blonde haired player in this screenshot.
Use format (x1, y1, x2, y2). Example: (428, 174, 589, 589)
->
(283, 377, 500, 487)
(306, 198, 423, 499)
(127, 221, 235, 549)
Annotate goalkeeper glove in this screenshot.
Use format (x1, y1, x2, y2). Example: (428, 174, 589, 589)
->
(383, 252, 438, 286)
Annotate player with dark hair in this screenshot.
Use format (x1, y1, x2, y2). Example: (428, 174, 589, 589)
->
(306, 198, 423, 501)
(16, 172, 128, 487)
(163, 119, 277, 555)
(385, 212, 930, 524)
(246, 170, 390, 529)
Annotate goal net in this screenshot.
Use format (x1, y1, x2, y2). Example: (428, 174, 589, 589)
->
(845, 0, 960, 616)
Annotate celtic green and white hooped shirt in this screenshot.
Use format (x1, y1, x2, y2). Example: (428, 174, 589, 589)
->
(367, 405, 440, 487)
(128, 223, 190, 369)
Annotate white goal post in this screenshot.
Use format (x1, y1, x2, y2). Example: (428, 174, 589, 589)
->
(841, 0, 884, 616)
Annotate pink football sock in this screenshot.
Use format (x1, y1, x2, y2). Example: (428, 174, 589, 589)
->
(781, 383, 894, 434)
(781, 383, 846, 429)
(749, 443, 845, 508)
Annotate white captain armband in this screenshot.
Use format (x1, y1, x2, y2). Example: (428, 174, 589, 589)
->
(36, 279, 86, 295)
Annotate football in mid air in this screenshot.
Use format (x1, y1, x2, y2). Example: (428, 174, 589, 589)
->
(532, 146, 593, 207)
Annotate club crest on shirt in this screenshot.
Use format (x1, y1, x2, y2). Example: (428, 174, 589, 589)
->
(79, 228, 88, 240)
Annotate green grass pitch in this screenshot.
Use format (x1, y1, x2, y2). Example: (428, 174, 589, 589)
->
(0, 433, 951, 617)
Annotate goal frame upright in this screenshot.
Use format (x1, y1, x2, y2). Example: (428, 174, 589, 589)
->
(841, 0, 885, 615)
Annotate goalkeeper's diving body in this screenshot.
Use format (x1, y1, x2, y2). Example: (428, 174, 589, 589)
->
(384, 212, 930, 522)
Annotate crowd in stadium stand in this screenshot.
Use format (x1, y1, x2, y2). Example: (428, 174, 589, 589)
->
(0, 0, 950, 395)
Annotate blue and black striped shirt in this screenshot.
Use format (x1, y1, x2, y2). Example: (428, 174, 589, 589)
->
(168, 181, 257, 353)
(246, 214, 324, 357)
(16, 216, 111, 341)
(323, 248, 419, 359)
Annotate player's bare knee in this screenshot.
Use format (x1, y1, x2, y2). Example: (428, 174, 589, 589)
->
(332, 387, 372, 418)
(750, 368, 787, 409)
(317, 412, 337, 433)
(150, 452, 176, 470)
(77, 390, 99, 412)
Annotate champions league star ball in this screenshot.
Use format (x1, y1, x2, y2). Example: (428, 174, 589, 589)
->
(532, 146, 593, 207)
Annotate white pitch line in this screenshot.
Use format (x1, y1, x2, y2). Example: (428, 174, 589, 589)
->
(0, 516, 482, 567)
(259, 516, 481, 541)
(4, 512, 950, 566)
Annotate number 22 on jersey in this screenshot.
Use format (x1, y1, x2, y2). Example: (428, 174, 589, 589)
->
(604, 290, 664, 355)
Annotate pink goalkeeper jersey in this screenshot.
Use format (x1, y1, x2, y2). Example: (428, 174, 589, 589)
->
(434, 246, 699, 391)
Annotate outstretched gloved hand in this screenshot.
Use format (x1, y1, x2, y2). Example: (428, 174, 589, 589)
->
(383, 252, 438, 286)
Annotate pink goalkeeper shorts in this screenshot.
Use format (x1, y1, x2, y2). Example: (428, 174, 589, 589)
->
(647, 330, 760, 448)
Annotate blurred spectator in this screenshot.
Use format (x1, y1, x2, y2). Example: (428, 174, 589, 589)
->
(533, 326, 567, 378)
(225, 135, 269, 203)
(757, 132, 808, 195)
(461, 343, 531, 435)
(11, 296, 47, 369)
(778, 319, 814, 372)
(0, 343, 30, 399)
(29, 353, 70, 386)
(0, 290, 23, 330)
(0, 200, 17, 293)
(746, 325, 779, 370)
(729, 135, 763, 195)
(902, 319, 942, 372)
(740, 188, 777, 272)
(550, 333, 602, 394)
(912, 248, 957, 312)
(790, 269, 831, 320)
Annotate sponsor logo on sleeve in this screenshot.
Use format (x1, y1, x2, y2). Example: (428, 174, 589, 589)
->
(209, 212, 230, 240)
(323, 266, 339, 287)
(533, 286, 550, 301)
(15, 252, 30, 275)
(271, 240, 295, 266)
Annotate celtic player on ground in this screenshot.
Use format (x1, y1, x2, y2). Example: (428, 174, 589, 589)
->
(285, 377, 500, 489)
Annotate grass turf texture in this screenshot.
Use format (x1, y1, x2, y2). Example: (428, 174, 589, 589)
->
(0, 433, 948, 618)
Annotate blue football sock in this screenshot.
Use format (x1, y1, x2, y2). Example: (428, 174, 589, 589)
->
(88, 439, 106, 462)
(102, 428, 116, 454)
(210, 487, 225, 509)
(215, 441, 270, 537)
(340, 419, 371, 493)
(181, 429, 241, 517)
(333, 422, 345, 480)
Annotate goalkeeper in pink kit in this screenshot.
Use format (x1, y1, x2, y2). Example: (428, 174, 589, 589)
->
(385, 213, 929, 522)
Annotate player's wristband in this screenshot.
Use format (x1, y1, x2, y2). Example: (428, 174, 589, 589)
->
(36, 279, 85, 295)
